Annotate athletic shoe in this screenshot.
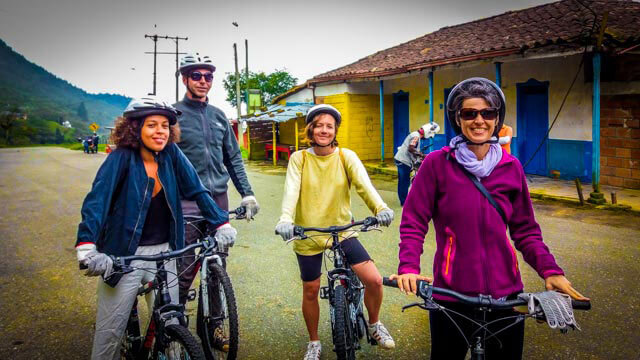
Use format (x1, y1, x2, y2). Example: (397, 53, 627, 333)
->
(303, 341, 321, 360)
(368, 321, 395, 349)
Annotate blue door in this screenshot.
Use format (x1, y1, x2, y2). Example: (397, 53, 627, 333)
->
(393, 91, 409, 154)
(443, 87, 455, 144)
(517, 79, 549, 176)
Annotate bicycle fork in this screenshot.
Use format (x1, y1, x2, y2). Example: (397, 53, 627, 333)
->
(199, 253, 225, 318)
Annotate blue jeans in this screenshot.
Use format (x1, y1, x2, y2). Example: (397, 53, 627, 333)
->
(396, 160, 412, 206)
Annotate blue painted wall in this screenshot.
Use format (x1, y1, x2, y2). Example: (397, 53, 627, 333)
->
(548, 139, 593, 182)
(424, 135, 592, 182)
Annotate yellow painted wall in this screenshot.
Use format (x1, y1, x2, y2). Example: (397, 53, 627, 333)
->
(324, 93, 394, 161)
(278, 118, 306, 148)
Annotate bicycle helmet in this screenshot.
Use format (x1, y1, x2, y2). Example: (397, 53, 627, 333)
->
(419, 123, 440, 139)
(305, 104, 342, 126)
(123, 97, 182, 125)
(446, 77, 505, 139)
(179, 53, 216, 75)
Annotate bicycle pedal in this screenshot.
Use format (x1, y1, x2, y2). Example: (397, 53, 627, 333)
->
(319, 286, 329, 299)
(187, 289, 197, 302)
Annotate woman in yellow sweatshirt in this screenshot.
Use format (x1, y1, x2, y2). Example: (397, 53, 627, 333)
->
(275, 104, 396, 360)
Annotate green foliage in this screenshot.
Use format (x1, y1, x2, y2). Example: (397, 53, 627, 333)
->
(0, 38, 130, 145)
(223, 69, 297, 108)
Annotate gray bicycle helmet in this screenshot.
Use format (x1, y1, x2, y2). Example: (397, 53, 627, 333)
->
(123, 97, 181, 125)
(179, 53, 216, 75)
(305, 104, 342, 126)
(446, 77, 506, 138)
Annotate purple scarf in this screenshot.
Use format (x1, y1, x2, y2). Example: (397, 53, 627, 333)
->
(449, 135, 503, 179)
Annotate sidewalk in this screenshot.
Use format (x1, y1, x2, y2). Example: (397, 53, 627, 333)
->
(363, 159, 640, 214)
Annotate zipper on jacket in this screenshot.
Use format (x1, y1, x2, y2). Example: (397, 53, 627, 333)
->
(199, 107, 216, 193)
(444, 236, 453, 276)
(128, 176, 150, 253)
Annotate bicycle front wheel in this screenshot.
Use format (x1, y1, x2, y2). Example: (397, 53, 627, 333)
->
(154, 324, 205, 360)
(197, 262, 239, 360)
(331, 285, 356, 360)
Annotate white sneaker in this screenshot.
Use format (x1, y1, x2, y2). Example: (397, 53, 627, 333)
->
(303, 341, 321, 360)
(368, 321, 395, 349)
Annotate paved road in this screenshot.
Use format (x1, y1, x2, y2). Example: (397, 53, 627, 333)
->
(1, 147, 639, 359)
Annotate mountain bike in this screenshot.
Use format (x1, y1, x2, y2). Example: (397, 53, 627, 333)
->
(287, 217, 381, 360)
(382, 277, 591, 360)
(109, 243, 211, 360)
(183, 206, 246, 360)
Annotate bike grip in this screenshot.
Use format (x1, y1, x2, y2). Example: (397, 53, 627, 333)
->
(382, 277, 398, 288)
(571, 300, 591, 310)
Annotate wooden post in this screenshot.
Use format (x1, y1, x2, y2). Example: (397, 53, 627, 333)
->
(295, 119, 299, 151)
(611, 192, 617, 204)
(272, 121, 277, 166)
(574, 178, 585, 206)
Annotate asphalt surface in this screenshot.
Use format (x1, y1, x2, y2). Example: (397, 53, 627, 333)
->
(0, 147, 638, 359)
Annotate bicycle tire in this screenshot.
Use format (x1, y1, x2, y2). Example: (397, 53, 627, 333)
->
(197, 263, 239, 360)
(154, 324, 205, 360)
(332, 286, 356, 360)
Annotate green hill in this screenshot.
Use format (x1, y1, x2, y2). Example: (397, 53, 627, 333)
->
(0, 38, 130, 145)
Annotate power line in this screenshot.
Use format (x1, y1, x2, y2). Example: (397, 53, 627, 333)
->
(144, 34, 188, 101)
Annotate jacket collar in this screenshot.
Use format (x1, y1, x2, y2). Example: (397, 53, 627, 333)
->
(182, 95, 209, 108)
(441, 146, 516, 167)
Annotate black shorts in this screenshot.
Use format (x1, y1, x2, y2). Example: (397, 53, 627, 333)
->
(296, 238, 372, 282)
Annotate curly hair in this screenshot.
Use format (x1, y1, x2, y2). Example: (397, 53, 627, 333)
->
(110, 116, 181, 149)
(305, 114, 339, 147)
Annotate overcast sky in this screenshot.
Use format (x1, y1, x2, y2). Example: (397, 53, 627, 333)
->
(0, 0, 556, 118)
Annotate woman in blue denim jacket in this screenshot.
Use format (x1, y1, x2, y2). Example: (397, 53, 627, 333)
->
(75, 97, 234, 359)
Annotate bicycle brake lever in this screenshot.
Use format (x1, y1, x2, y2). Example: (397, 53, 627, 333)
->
(401, 302, 423, 312)
(285, 236, 302, 245)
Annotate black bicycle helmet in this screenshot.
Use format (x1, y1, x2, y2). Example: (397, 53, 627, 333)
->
(123, 97, 181, 125)
(305, 104, 342, 126)
(446, 77, 506, 138)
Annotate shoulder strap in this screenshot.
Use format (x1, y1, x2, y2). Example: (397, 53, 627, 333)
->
(339, 148, 351, 189)
(454, 161, 507, 225)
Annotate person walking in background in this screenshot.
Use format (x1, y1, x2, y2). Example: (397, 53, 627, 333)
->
(394, 122, 440, 206)
(498, 123, 513, 154)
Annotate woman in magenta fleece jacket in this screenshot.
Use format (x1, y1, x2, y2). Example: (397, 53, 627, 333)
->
(392, 78, 588, 360)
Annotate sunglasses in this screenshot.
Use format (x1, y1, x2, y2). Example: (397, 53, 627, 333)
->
(189, 71, 213, 82)
(458, 108, 499, 121)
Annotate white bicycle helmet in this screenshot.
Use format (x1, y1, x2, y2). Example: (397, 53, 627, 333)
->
(420, 123, 440, 139)
(305, 104, 342, 126)
(123, 97, 181, 125)
(179, 53, 216, 75)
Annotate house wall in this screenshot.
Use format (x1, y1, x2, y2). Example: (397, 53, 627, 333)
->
(282, 88, 314, 103)
(320, 93, 394, 160)
(278, 118, 306, 148)
(600, 94, 640, 189)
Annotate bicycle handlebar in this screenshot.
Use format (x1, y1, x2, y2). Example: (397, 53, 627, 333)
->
(110, 241, 212, 267)
(382, 277, 591, 311)
(282, 217, 379, 237)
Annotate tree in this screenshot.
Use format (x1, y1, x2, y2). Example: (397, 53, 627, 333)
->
(77, 102, 89, 122)
(0, 106, 22, 144)
(223, 69, 297, 108)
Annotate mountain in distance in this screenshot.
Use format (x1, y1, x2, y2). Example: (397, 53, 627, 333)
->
(0, 38, 130, 144)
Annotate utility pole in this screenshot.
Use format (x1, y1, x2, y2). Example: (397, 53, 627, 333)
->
(245, 39, 249, 110)
(234, 43, 243, 146)
(144, 34, 188, 100)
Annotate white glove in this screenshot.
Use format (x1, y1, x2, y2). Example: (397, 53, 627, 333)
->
(215, 223, 237, 247)
(77, 243, 113, 277)
(275, 221, 295, 241)
(241, 195, 260, 221)
(376, 208, 394, 227)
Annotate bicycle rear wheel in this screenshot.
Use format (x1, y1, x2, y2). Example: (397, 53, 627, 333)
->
(154, 324, 205, 360)
(197, 263, 239, 360)
(331, 285, 356, 360)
